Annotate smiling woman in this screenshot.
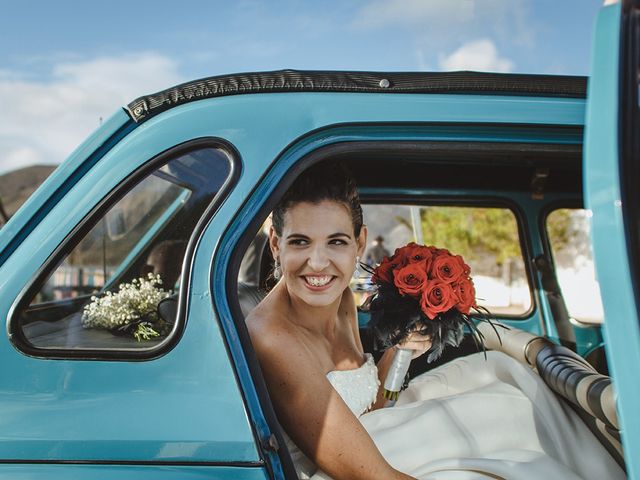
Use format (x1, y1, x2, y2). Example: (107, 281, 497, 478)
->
(273, 221, 363, 308)
(274, 199, 362, 301)
(242, 158, 625, 480)
(245, 162, 413, 479)
(267, 162, 366, 307)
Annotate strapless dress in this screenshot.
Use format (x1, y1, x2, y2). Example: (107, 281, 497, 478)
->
(283, 351, 624, 480)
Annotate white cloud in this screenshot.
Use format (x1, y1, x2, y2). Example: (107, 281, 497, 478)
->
(353, 0, 535, 62)
(352, 0, 475, 29)
(438, 39, 514, 72)
(0, 53, 184, 175)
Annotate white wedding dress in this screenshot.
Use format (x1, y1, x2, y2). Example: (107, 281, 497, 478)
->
(284, 351, 625, 480)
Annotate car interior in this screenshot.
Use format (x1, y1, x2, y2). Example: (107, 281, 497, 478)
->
(232, 140, 625, 470)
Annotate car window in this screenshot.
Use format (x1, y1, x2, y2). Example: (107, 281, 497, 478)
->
(360, 204, 532, 316)
(546, 208, 604, 325)
(40, 174, 189, 303)
(15, 146, 233, 353)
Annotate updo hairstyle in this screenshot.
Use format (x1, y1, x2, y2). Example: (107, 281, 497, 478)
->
(272, 161, 363, 237)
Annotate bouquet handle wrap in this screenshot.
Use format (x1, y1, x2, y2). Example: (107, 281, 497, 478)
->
(383, 348, 413, 406)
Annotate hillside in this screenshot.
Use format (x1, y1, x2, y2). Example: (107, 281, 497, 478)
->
(0, 165, 57, 225)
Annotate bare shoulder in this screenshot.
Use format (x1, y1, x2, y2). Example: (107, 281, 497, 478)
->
(247, 297, 289, 346)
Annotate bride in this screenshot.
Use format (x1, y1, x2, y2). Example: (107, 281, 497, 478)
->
(245, 162, 625, 480)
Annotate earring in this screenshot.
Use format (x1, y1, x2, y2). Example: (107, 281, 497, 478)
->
(353, 256, 361, 279)
(273, 257, 282, 280)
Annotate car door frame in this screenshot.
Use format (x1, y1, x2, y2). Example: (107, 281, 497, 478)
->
(584, 0, 640, 475)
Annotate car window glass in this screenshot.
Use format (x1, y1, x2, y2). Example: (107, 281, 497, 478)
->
(16, 147, 232, 352)
(546, 208, 604, 325)
(47, 175, 188, 301)
(360, 204, 532, 316)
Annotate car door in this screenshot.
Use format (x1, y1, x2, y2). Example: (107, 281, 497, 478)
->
(0, 110, 269, 478)
(583, 0, 640, 476)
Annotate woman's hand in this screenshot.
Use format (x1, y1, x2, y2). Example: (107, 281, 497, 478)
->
(372, 332, 432, 410)
(396, 332, 432, 360)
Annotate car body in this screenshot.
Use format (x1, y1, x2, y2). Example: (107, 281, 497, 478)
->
(0, 1, 638, 478)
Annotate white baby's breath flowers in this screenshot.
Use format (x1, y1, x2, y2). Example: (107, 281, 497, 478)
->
(82, 273, 171, 341)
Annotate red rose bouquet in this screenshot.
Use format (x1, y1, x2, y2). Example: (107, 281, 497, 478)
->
(365, 242, 493, 363)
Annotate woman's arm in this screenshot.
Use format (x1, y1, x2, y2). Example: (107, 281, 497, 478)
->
(252, 325, 415, 480)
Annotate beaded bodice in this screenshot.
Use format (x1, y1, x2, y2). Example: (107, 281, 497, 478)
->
(326, 353, 380, 416)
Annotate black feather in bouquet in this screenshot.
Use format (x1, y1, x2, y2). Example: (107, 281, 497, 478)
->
(363, 242, 496, 363)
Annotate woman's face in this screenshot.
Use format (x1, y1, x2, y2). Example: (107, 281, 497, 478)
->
(270, 200, 367, 308)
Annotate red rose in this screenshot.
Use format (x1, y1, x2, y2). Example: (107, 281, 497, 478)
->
(430, 254, 464, 283)
(372, 254, 407, 284)
(371, 257, 393, 283)
(404, 244, 434, 267)
(420, 280, 458, 320)
(391, 244, 415, 265)
(428, 245, 450, 256)
(453, 277, 476, 315)
(393, 263, 428, 298)
(452, 254, 471, 276)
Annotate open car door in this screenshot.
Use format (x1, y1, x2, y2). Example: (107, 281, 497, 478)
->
(584, 0, 640, 476)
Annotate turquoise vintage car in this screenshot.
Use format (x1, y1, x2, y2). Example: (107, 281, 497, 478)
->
(0, 1, 637, 478)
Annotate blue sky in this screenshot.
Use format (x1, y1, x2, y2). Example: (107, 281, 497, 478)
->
(0, 0, 603, 174)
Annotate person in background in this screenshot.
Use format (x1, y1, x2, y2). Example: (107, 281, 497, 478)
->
(364, 235, 390, 267)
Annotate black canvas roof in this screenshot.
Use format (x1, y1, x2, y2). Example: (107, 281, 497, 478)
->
(126, 70, 587, 124)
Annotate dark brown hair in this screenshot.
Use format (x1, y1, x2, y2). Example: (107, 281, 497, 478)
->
(272, 161, 363, 237)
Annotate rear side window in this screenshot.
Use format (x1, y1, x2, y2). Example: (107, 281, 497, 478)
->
(361, 204, 532, 316)
(546, 208, 604, 325)
(13, 145, 233, 355)
(40, 170, 190, 302)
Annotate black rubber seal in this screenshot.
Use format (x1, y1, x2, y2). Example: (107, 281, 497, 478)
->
(126, 70, 587, 123)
